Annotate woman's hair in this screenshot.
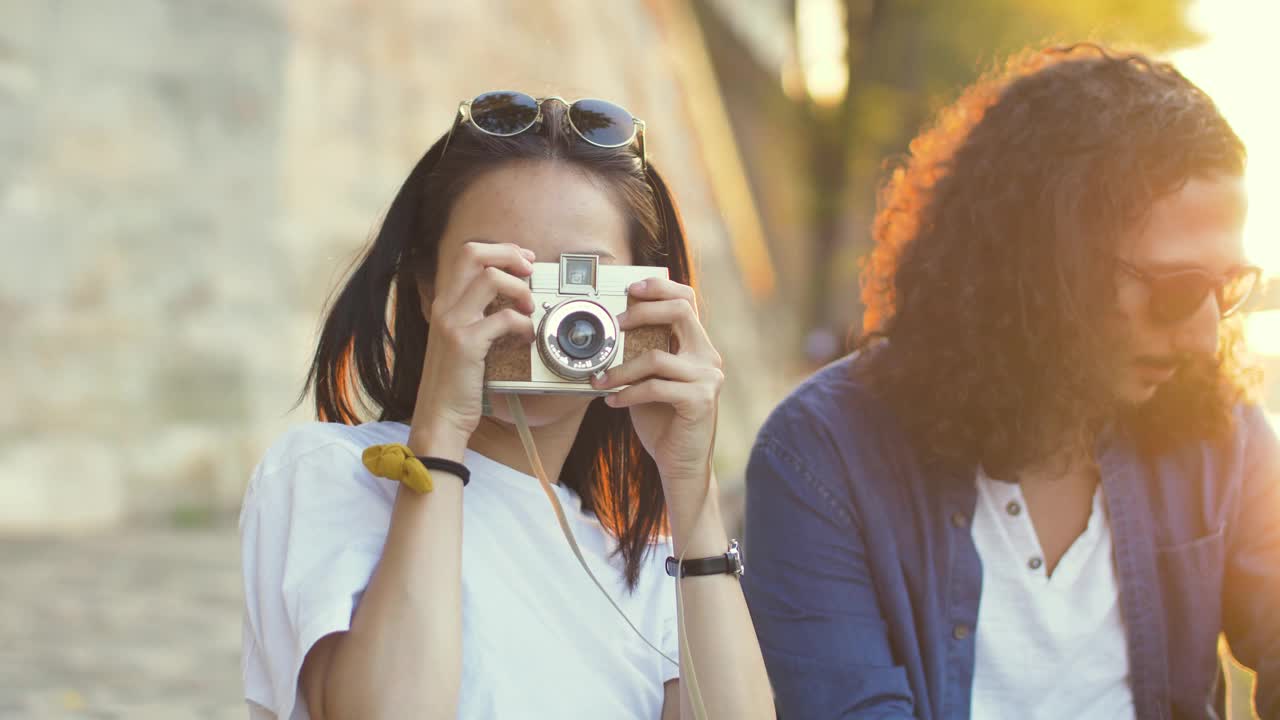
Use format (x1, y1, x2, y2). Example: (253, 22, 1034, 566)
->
(856, 43, 1255, 475)
(305, 101, 693, 588)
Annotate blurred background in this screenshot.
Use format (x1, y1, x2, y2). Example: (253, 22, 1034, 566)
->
(1, 1, 1276, 717)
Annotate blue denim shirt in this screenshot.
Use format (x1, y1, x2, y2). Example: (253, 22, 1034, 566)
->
(742, 355, 1280, 719)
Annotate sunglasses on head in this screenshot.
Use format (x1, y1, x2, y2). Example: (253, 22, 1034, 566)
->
(1116, 257, 1262, 325)
(449, 90, 646, 169)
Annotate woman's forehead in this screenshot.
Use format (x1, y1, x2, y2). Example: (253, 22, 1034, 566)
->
(442, 161, 632, 263)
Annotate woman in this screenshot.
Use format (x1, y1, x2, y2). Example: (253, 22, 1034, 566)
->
(239, 92, 774, 719)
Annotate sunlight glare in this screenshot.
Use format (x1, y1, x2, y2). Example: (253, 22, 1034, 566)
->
(1173, 1, 1280, 357)
(795, 0, 848, 107)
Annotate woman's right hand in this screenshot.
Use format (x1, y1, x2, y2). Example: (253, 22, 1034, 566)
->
(407, 241, 537, 459)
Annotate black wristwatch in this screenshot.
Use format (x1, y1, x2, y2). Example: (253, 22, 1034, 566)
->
(665, 539, 744, 578)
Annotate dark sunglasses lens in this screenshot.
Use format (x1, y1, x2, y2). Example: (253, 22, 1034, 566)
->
(1150, 274, 1213, 324)
(470, 91, 539, 136)
(568, 99, 635, 147)
(1218, 268, 1260, 317)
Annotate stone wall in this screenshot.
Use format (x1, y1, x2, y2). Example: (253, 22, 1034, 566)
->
(0, 1, 786, 531)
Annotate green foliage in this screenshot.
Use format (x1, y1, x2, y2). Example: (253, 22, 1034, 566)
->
(804, 0, 1202, 332)
(841, 0, 1200, 166)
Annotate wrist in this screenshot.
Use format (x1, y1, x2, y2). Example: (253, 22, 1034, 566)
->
(406, 423, 470, 462)
(667, 493, 729, 557)
(663, 468, 717, 522)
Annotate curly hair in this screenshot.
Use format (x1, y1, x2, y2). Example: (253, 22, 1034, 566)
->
(856, 43, 1256, 475)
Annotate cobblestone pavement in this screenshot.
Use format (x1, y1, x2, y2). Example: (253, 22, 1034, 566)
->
(1, 525, 244, 719)
(1, 523, 1260, 720)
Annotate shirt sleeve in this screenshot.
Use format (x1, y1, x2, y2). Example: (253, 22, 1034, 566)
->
(239, 427, 395, 720)
(1223, 405, 1280, 717)
(658, 536, 681, 686)
(742, 415, 915, 719)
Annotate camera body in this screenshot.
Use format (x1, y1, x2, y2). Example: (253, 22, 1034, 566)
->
(484, 253, 671, 395)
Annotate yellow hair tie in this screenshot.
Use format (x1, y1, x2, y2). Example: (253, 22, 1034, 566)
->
(362, 443, 434, 494)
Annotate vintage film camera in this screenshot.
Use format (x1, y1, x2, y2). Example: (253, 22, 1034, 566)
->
(484, 253, 671, 395)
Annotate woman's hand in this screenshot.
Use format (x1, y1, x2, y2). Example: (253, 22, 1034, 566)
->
(408, 241, 536, 459)
(590, 277, 724, 513)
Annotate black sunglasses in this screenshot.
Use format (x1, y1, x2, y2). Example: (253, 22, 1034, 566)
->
(448, 90, 646, 169)
(1116, 257, 1262, 324)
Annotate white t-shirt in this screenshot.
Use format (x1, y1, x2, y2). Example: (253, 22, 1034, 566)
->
(239, 421, 680, 719)
(969, 470, 1135, 720)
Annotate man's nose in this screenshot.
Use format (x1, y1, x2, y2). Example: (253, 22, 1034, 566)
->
(1173, 293, 1221, 357)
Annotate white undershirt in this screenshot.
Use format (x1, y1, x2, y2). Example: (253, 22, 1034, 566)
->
(969, 470, 1135, 720)
(239, 421, 679, 720)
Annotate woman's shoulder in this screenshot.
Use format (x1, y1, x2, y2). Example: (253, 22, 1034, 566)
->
(255, 420, 407, 475)
(245, 420, 408, 507)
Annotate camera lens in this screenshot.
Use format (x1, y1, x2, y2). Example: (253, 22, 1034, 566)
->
(536, 299, 619, 380)
(557, 311, 605, 360)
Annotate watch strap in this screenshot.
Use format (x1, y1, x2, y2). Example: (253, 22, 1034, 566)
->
(665, 539, 743, 578)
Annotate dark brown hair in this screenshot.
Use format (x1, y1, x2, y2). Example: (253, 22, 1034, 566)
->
(305, 102, 692, 588)
(856, 43, 1255, 475)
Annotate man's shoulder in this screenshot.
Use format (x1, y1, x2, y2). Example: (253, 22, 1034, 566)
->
(1156, 403, 1274, 465)
(1217, 403, 1276, 477)
(759, 353, 894, 438)
(1123, 404, 1276, 523)
(1234, 403, 1275, 445)
(747, 353, 933, 542)
(752, 352, 913, 490)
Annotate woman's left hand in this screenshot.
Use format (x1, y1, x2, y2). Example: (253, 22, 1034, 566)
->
(590, 276, 722, 509)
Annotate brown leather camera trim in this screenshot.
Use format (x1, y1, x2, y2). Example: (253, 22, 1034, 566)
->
(482, 295, 671, 382)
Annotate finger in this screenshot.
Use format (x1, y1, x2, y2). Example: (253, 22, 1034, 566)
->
(469, 307, 536, 348)
(438, 241, 536, 307)
(626, 276, 697, 309)
(604, 378, 717, 415)
(617, 299, 714, 359)
(591, 349, 703, 389)
(450, 265, 536, 320)
(463, 240, 537, 271)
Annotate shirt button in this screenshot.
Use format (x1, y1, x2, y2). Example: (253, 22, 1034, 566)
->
(1028, 556, 1043, 571)
(952, 623, 971, 640)
(950, 512, 969, 529)
(1006, 501, 1022, 516)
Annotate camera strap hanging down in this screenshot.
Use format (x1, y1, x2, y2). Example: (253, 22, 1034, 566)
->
(506, 394, 710, 720)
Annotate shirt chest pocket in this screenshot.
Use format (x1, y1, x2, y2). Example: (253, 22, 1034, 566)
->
(1154, 525, 1226, 715)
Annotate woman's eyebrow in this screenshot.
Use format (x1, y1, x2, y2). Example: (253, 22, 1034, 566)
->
(565, 248, 617, 259)
(464, 238, 617, 260)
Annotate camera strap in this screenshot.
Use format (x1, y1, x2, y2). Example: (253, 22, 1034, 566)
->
(507, 394, 710, 720)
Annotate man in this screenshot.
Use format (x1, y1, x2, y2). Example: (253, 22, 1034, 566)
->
(743, 44, 1278, 719)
